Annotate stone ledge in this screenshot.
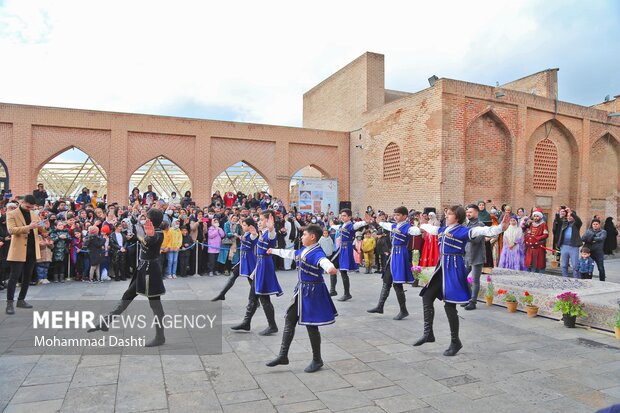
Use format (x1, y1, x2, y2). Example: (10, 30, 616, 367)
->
(479, 270, 619, 332)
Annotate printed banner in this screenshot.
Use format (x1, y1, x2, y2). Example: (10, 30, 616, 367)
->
(297, 179, 338, 214)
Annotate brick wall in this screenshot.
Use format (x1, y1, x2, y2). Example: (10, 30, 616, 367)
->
(501, 69, 558, 99)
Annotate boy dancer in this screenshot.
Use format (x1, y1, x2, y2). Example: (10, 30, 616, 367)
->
(213, 217, 258, 301)
(329, 209, 369, 301)
(88, 208, 167, 347)
(412, 206, 508, 356)
(231, 212, 282, 335)
(368, 206, 416, 320)
(266, 224, 338, 373)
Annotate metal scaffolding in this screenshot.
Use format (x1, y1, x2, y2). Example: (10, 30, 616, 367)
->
(129, 156, 192, 202)
(37, 155, 107, 201)
(211, 161, 270, 195)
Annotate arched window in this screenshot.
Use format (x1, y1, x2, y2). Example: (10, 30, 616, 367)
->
(129, 156, 191, 202)
(0, 158, 8, 194)
(37, 147, 107, 200)
(212, 161, 270, 195)
(533, 138, 558, 191)
(383, 142, 401, 181)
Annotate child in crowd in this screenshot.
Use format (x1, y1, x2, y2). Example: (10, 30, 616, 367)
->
(71, 230, 84, 281)
(361, 229, 376, 274)
(49, 220, 70, 283)
(36, 229, 54, 285)
(83, 226, 106, 283)
(577, 247, 595, 279)
(178, 226, 192, 277)
(166, 220, 182, 279)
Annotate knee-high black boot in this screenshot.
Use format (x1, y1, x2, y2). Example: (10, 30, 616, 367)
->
(329, 274, 337, 296)
(443, 304, 462, 356)
(304, 326, 323, 373)
(212, 269, 239, 301)
(145, 299, 165, 347)
(258, 296, 278, 336)
(367, 283, 390, 314)
(393, 284, 409, 320)
(337, 271, 352, 301)
(231, 293, 259, 331)
(266, 310, 296, 367)
(87, 300, 132, 332)
(413, 303, 435, 346)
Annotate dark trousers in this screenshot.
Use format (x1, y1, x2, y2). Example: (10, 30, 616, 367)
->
(422, 269, 457, 317)
(112, 251, 127, 280)
(178, 252, 189, 277)
(589, 250, 606, 281)
(51, 258, 67, 277)
(207, 253, 218, 273)
(7, 260, 36, 301)
(282, 295, 319, 350)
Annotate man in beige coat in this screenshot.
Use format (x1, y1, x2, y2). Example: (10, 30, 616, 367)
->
(6, 194, 41, 315)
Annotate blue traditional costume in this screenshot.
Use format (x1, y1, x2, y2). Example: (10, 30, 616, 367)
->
(367, 220, 416, 320)
(329, 220, 367, 301)
(413, 222, 503, 357)
(268, 241, 338, 373)
(211, 230, 254, 302)
(231, 229, 280, 336)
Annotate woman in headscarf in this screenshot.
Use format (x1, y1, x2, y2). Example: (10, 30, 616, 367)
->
(603, 217, 618, 256)
(497, 216, 526, 271)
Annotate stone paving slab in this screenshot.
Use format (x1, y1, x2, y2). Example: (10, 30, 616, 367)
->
(0, 270, 618, 412)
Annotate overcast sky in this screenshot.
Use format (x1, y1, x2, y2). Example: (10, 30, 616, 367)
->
(1, 0, 619, 130)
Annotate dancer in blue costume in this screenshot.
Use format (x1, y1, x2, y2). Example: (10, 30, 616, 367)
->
(266, 224, 338, 373)
(368, 206, 416, 320)
(212, 217, 256, 301)
(231, 211, 282, 336)
(412, 205, 508, 356)
(329, 209, 370, 301)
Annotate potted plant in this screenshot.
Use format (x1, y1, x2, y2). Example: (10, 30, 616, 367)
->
(550, 251, 560, 268)
(498, 289, 518, 313)
(553, 292, 587, 328)
(484, 275, 495, 306)
(522, 291, 538, 317)
(411, 265, 423, 287)
(614, 309, 620, 340)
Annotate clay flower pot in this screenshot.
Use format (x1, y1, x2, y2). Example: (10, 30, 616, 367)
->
(615, 327, 620, 340)
(485, 296, 493, 306)
(506, 301, 518, 313)
(550, 260, 559, 268)
(526, 305, 539, 318)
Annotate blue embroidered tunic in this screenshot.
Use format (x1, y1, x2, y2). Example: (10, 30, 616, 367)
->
(254, 230, 283, 296)
(239, 232, 258, 278)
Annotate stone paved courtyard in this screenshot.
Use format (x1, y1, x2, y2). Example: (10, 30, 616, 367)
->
(1, 265, 619, 413)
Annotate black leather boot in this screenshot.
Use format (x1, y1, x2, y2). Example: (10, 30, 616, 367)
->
(464, 301, 476, 311)
(443, 304, 462, 356)
(231, 294, 258, 331)
(329, 274, 337, 296)
(304, 326, 323, 373)
(16, 300, 33, 309)
(145, 300, 166, 347)
(393, 285, 409, 320)
(6, 301, 15, 315)
(413, 303, 435, 346)
(266, 313, 296, 367)
(87, 300, 131, 332)
(258, 298, 278, 336)
(212, 271, 238, 301)
(367, 283, 390, 314)
(337, 272, 352, 301)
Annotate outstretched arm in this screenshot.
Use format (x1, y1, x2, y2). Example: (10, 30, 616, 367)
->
(419, 224, 437, 236)
(267, 248, 296, 259)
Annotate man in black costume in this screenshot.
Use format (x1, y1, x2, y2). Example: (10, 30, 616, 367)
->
(88, 208, 166, 347)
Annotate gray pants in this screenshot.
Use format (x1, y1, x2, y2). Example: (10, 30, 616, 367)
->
(467, 264, 483, 303)
(560, 245, 580, 278)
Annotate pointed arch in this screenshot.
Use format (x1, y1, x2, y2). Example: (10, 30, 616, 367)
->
(466, 107, 513, 138)
(211, 160, 271, 196)
(383, 142, 401, 181)
(464, 111, 512, 203)
(36, 147, 108, 200)
(129, 156, 192, 202)
(589, 133, 620, 218)
(0, 158, 9, 193)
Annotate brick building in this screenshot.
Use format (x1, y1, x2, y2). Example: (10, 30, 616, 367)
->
(1, 51, 619, 220)
(304, 52, 620, 220)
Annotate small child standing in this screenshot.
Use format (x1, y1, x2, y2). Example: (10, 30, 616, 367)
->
(178, 226, 193, 277)
(577, 247, 595, 279)
(361, 230, 376, 273)
(83, 226, 106, 283)
(36, 230, 54, 285)
(49, 221, 70, 283)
